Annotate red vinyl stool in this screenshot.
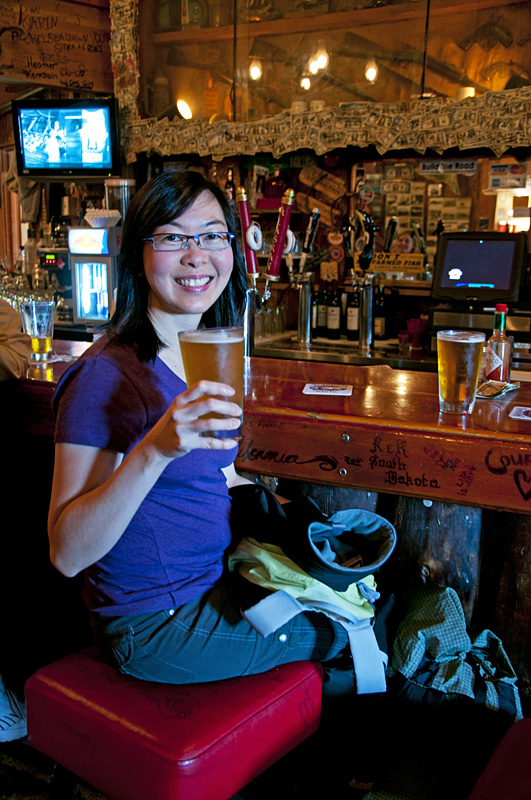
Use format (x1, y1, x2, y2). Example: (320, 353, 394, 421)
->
(25, 646, 324, 800)
(467, 718, 531, 800)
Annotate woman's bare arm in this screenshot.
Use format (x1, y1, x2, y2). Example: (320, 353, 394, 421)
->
(48, 380, 241, 577)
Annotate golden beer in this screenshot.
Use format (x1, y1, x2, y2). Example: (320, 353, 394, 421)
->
(437, 330, 485, 414)
(20, 300, 55, 361)
(178, 327, 244, 438)
(31, 336, 53, 359)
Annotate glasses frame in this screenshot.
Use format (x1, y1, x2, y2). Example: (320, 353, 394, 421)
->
(143, 231, 235, 252)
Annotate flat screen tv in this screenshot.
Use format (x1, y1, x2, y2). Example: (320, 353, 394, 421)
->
(431, 231, 528, 306)
(12, 98, 121, 178)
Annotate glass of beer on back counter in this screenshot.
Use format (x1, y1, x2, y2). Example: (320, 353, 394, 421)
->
(437, 330, 485, 415)
(20, 300, 55, 361)
(178, 326, 244, 439)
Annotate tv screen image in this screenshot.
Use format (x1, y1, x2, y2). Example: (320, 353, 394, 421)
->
(12, 98, 120, 178)
(439, 238, 515, 291)
(431, 232, 528, 306)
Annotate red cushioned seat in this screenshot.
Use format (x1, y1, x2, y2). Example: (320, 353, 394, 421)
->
(467, 718, 531, 800)
(25, 646, 323, 800)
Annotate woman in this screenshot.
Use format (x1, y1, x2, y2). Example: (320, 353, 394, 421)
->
(49, 170, 348, 684)
(391, 229, 416, 254)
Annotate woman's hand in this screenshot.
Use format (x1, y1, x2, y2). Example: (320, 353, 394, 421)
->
(142, 380, 242, 461)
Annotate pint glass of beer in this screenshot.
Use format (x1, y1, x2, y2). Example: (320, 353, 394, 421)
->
(437, 330, 485, 414)
(20, 300, 55, 361)
(178, 326, 244, 439)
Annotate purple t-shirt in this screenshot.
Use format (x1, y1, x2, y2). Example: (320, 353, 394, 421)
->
(53, 335, 236, 616)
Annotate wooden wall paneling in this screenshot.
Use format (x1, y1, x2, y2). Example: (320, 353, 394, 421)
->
(0, 1, 112, 94)
(375, 493, 482, 625)
(477, 508, 531, 701)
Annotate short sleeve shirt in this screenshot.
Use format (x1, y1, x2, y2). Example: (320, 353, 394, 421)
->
(53, 336, 236, 616)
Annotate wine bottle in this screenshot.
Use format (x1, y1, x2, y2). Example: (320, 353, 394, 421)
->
(346, 280, 360, 342)
(311, 283, 320, 338)
(485, 303, 512, 382)
(316, 282, 329, 338)
(373, 282, 387, 340)
(326, 282, 341, 340)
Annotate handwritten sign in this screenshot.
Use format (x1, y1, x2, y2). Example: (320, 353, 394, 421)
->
(0, 1, 112, 93)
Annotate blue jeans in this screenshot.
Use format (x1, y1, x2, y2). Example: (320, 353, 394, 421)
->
(90, 576, 349, 684)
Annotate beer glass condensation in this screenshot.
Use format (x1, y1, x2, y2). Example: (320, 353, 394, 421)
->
(437, 330, 485, 414)
(20, 300, 55, 361)
(178, 326, 244, 439)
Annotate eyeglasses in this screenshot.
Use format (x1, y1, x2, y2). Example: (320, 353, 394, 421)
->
(143, 232, 235, 252)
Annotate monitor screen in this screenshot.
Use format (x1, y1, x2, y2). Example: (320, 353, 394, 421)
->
(431, 231, 528, 305)
(12, 98, 121, 178)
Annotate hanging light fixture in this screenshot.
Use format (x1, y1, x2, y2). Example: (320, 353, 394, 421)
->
(364, 58, 378, 83)
(176, 99, 193, 119)
(300, 72, 311, 91)
(315, 42, 329, 70)
(249, 58, 262, 81)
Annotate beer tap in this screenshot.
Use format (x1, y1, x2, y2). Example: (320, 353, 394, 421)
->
(264, 189, 296, 301)
(383, 216, 398, 253)
(352, 209, 377, 354)
(289, 208, 321, 349)
(412, 221, 429, 277)
(236, 187, 296, 356)
(237, 187, 262, 356)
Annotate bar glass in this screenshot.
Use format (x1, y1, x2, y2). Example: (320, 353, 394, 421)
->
(20, 300, 55, 361)
(437, 330, 485, 414)
(178, 326, 244, 439)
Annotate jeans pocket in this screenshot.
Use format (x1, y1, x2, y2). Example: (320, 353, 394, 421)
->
(100, 628, 134, 669)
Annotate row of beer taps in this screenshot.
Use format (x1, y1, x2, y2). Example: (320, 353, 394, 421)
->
(236, 180, 429, 356)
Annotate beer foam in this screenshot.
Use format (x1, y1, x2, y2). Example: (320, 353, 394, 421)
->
(180, 328, 243, 343)
(437, 330, 485, 344)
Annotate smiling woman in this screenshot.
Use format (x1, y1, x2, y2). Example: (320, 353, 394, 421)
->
(46, 167, 352, 693)
(111, 169, 248, 362)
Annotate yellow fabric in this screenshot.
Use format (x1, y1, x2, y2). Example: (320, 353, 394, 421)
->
(228, 537, 376, 620)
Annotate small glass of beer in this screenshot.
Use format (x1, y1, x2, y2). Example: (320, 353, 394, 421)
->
(437, 330, 485, 414)
(178, 326, 244, 439)
(20, 300, 55, 361)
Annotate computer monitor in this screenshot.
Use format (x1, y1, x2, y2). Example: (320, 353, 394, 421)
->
(431, 231, 528, 306)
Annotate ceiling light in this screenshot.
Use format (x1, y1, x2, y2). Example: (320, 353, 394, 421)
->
(315, 43, 329, 70)
(177, 99, 193, 119)
(308, 56, 320, 75)
(300, 74, 311, 91)
(249, 59, 262, 81)
(365, 58, 378, 83)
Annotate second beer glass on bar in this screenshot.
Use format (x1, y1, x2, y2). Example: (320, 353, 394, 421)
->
(437, 329, 485, 415)
(178, 326, 244, 439)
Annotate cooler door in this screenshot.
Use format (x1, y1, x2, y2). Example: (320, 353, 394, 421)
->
(72, 258, 111, 325)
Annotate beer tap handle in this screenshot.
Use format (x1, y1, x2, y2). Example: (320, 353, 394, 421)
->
(236, 187, 259, 287)
(299, 208, 320, 273)
(383, 216, 397, 253)
(265, 188, 296, 294)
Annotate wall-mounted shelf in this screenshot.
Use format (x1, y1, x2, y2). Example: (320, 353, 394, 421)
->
(151, 0, 529, 46)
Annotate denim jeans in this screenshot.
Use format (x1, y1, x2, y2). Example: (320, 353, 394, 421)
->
(90, 576, 349, 684)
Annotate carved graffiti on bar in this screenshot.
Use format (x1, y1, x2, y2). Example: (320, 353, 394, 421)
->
(366, 434, 442, 490)
(238, 438, 339, 472)
(486, 449, 531, 501)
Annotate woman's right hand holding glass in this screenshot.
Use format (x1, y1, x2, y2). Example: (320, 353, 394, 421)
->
(144, 380, 242, 460)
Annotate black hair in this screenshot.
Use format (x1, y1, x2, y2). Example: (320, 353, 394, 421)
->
(107, 169, 248, 362)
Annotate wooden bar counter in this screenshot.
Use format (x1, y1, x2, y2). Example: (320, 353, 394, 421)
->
(2, 343, 531, 708)
(237, 358, 531, 515)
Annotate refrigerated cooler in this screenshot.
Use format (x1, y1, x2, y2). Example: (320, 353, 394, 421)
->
(68, 227, 121, 326)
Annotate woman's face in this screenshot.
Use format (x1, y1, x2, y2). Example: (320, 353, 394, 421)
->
(143, 190, 234, 322)
(396, 233, 414, 253)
